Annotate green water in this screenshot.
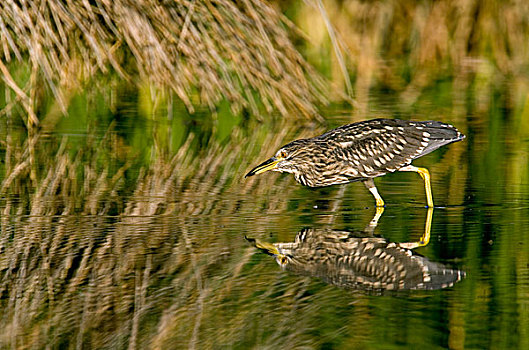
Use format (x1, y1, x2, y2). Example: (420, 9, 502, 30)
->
(1, 86, 528, 349)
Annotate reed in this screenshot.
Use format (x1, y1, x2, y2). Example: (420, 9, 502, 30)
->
(285, 0, 529, 117)
(0, 0, 327, 123)
(3, 1, 529, 123)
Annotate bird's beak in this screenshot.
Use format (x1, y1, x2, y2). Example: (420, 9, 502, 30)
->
(245, 236, 280, 256)
(245, 156, 279, 178)
(245, 236, 290, 268)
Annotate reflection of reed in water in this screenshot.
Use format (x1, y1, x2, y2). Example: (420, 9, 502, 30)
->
(247, 209, 465, 292)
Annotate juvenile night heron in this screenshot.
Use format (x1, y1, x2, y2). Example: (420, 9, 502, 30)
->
(245, 118, 465, 207)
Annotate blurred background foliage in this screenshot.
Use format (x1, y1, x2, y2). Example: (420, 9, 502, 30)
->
(1, 1, 529, 349)
(2, 0, 529, 122)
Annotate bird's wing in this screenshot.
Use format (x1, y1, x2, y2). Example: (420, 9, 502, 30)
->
(278, 228, 465, 291)
(323, 120, 427, 178)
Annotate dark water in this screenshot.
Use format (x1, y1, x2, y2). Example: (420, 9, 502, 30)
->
(1, 94, 529, 349)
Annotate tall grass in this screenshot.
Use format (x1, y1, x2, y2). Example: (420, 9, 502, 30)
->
(3, 1, 529, 125)
(293, 0, 529, 114)
(0, 0, 327, 124)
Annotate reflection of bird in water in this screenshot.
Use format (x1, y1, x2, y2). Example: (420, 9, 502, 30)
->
(246, 118, 464, 207)
(246, 220, 465, 292)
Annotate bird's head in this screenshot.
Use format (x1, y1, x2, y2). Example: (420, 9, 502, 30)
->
(245, 236, 292, 269)
(245, 139, 311, 178)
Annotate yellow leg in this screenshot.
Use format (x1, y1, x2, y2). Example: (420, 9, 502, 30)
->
(364, 206, 385, 235)
(399, 207, 433, 249)
(363, 179, 385, 207)
(420, 207, 433, 246)
(399, 165, 434, 207)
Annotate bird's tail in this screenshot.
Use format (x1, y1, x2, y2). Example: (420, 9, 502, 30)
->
(416, 120, 465, 156)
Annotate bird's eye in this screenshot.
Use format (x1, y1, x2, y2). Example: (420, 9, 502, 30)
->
(279, 150, 287, 159)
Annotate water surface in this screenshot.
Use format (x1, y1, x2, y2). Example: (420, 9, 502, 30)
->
(1, 93, 528, 349)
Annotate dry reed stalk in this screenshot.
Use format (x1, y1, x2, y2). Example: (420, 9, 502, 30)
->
(295, 0, 529, 110)
(0, 0, 328, 120)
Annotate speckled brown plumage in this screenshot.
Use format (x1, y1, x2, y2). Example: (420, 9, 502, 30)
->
(248, 228, 465, 292)
(246, 118, 465, 206)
